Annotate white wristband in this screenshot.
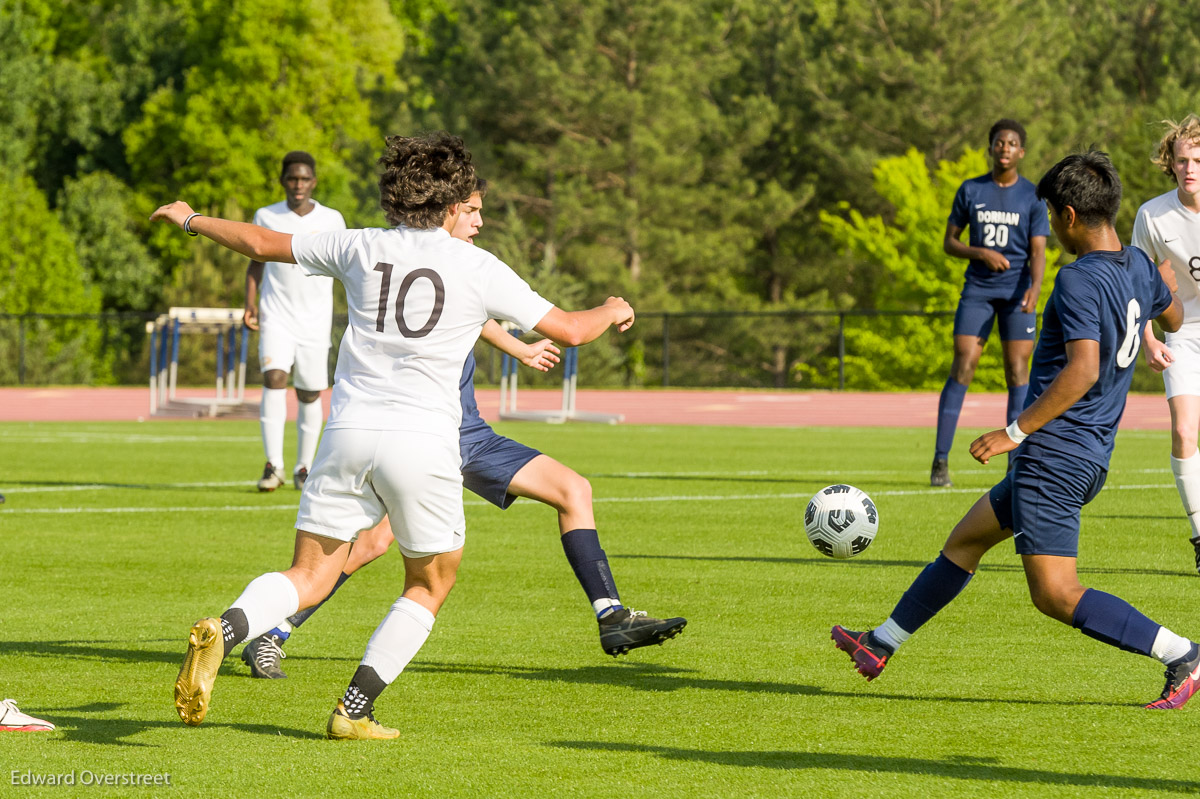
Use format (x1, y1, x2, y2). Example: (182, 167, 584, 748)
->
(1005, 419, 1029, 445)
(183, 213, 201, 237)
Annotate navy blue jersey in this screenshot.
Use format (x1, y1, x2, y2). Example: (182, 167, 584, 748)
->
(458, 352, 494, 447)
(948, 174, 1050, 295)
(1021, 247, 1172, 467)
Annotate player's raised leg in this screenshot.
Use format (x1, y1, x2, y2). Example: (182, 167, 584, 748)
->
(507, 454, 686, 656)
(242, 525, 385, 679)
(832, 491, 1004, 679)
(175, 531, 350, 725)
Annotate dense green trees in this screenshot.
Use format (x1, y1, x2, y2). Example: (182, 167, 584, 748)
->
(0, 0, 1195, 387)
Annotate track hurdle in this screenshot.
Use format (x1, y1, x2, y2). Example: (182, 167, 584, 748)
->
(147, 307, 255, 418)
(497, 330, 623, 424)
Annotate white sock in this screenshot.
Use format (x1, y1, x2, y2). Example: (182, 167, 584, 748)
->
(1171, 452, 1200, 540)
(229, 572, 300, 642)
(1151, 625, 1194, 665)
(593, 598, 622, 618)
(260, 388, 287, 470)
(296, 398, 323, 471)
(360, 597, 436, 684)
(872, 617, 911, 653)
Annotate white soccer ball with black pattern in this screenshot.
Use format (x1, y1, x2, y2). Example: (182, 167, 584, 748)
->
(804, 484, 879, 559)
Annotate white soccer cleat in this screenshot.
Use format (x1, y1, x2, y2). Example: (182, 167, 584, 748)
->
(257, 462, 285, 492)
(0, 699, 55, 732)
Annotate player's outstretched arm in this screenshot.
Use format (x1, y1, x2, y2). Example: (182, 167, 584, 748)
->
(150, 201, 295, 264)
(970, 338, 1100, 464)
(533, 297, 634, 348)
(479, 320, 561, 372)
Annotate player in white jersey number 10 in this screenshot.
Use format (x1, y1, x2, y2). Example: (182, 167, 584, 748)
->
(153, 132, 639, 740)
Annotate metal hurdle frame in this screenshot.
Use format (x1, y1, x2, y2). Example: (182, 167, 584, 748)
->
(497, 328, 623, 424)
(148, 307, 254, 418)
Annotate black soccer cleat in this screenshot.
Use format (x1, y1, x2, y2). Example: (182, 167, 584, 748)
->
(930, 457, 952, 488)
(241, 633, 288, 679)
(1191, 537, 1200, 576)
(831, 625, 891, 681)
(1146, 643, 1200, 709)
(599, 609, 686, 657)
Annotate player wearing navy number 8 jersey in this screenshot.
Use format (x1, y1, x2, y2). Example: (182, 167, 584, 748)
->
(933, 120, 1050, 487)
(1133, 114, 1200, 573)
(833, 151, 1200, 710)
(153, 133, 638, 739)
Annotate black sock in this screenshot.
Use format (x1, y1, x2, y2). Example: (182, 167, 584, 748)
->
(287, 572, 351, 629)
(220, 608, 249, 658)
(342, 665, 387, 719)
(561, 529, 621, 612)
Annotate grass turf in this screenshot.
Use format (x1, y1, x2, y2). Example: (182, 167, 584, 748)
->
(0, 420, 1197, 797)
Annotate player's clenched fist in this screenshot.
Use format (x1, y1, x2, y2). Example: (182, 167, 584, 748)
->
(605, 296, 635, 332)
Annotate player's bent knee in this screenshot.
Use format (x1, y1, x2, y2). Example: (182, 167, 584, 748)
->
(263, 369, 289, 390)
(1026, 583, 1080, 623)
(296, 388, 321, 404)
(560, 473, 593, 515)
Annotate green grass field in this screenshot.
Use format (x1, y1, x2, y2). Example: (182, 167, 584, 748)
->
(1, 420, 1198, 797)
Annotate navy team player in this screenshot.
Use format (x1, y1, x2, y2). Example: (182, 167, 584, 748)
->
(238, 179, 686, 679)
(933, 119, 1050, 487)
(833, 151, 1200, 709)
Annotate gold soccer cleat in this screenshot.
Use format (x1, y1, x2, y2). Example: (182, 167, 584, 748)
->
(174, 617, 224, 726)
(325, 701, 400, 741)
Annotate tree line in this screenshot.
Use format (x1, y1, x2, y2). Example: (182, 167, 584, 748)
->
(2, 0, 1197, 388)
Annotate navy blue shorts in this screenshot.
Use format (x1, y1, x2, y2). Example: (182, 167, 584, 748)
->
(953, 285, 1036, 341)
(460, 432, 542, 509)
(988, 453, 1107, 557)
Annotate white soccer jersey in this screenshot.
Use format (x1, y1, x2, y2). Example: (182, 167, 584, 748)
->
(1133, 190, 1200, 340)
(254, 200, 347, 346)
(290, 226, 554, 435)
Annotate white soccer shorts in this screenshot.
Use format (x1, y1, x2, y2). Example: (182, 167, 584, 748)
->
(258, 324, 330, 391)
(295, 427, 465, 558)
(1164, 337, 1200, 399)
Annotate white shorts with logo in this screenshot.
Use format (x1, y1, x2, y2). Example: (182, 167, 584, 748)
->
(258, 323, 330, 391)
(295, 427, 465, 558)
(1163, 336, 1200, 399)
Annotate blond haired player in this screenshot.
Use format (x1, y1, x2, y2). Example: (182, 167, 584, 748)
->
(1135, 114, 1200, 573)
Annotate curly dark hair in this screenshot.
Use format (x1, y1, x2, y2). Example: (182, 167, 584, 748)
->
(378, 132, 476, 229)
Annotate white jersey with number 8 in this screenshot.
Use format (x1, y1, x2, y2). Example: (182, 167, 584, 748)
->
(1133, 190, 1200, 340)
(291, 226, 553, 437)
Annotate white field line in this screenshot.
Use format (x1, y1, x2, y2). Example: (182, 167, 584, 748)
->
(4, 481, 254, 494)
(0, 482, 1177, 515)
(0, 465, 1175, 497)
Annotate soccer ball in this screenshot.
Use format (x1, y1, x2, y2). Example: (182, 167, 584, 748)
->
(804, 484, 879, 559)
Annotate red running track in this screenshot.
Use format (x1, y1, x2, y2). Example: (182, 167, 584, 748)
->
(0, 386, 1174, 429)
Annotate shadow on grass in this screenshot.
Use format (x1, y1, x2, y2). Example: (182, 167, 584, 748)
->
(33, 703, 321, 747)
(409, 660, 1134, 709)
(614, 553, 1195, 578)
(547, 741, 1200, 793)
(0, 639, 357, 669)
